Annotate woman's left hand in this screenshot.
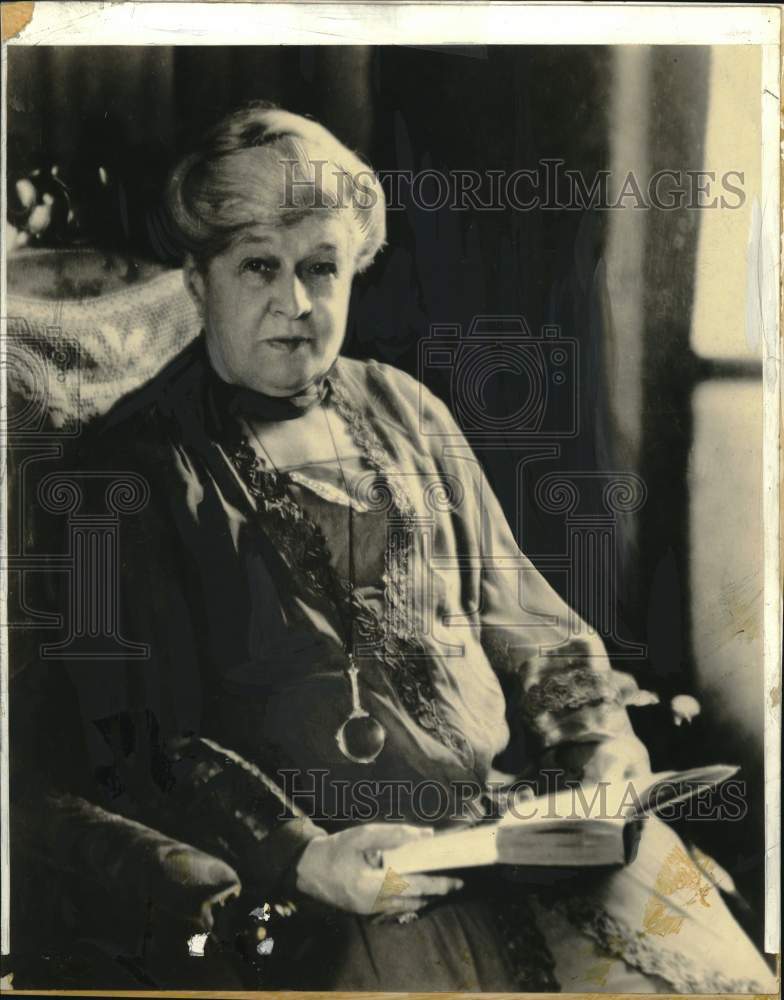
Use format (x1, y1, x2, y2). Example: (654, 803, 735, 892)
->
(296, 823, 464, 917)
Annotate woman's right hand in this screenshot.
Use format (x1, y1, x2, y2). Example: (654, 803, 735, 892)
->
(295, 824, 463, 916)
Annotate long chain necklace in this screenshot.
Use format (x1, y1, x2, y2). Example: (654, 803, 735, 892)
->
(245, 403, 387, 766)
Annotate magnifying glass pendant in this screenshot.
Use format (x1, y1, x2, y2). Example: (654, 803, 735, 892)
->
(335, 658, 386, 765)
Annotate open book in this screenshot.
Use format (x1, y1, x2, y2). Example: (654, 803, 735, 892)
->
(382, 765, 738, 875)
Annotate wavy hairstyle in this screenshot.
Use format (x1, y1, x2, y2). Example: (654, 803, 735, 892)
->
(165, 101, 386, 272)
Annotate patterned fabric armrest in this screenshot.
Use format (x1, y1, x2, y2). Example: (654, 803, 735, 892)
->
(12, 791, 241, 931)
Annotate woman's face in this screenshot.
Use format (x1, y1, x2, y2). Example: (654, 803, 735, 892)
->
(186, 214, 355, 396)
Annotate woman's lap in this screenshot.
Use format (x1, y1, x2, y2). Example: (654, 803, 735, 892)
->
(535, 817, 775, 994)
(323, 819, 774, 993)
(328, 900, 519, 991)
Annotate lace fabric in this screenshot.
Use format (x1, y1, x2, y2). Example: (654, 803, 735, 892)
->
(287, 467, 374, 512)
(224, 366, 472, 763)
(523, 665, 623, 721)
(554, 895, 769, 994)
(328, 369, 419, 648)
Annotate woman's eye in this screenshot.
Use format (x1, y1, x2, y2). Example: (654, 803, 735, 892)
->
(241, 258, 276, 275)
(307, 261, 337, 277)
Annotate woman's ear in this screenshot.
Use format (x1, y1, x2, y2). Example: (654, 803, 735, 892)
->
(183, 255, 207, 318)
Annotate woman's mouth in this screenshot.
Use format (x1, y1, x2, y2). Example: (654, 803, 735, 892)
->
(262, 337, 311, 353)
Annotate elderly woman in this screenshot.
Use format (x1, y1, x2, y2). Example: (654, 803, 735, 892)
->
(14, 103, 773, 993)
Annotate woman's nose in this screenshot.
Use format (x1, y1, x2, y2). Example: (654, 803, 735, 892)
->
(270, 274, 311, 319)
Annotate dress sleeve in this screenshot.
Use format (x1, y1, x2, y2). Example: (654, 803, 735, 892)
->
(474, 464, 655, 750)
(416, 379, 654, 753)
